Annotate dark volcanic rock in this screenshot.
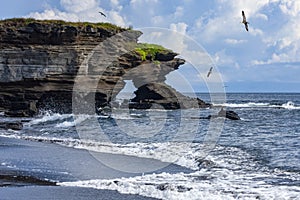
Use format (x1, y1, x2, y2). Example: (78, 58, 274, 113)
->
(0, 171, 56, 187)
(208, 108, 240, 120)
(130, 83, 210, 109)
(0, 121, 23, 130)
(217, 107, 240, 120)
(155, 52, 178, 61)
(0, 18, 209, 117)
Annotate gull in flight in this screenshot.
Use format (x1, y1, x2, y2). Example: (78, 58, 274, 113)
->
(207, 67, 213, 78)
(242, 10, 249, 31)
(99, 11, 106, 17)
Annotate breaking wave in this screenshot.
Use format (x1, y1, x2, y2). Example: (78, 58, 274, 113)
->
(214, 101, 300, 110)
(59, 145, 300, 200)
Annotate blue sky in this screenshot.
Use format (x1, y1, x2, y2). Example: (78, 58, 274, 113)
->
(1, 0, 300, 93)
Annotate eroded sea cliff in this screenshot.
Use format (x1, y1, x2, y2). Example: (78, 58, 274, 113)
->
(0, 18, 208, 117)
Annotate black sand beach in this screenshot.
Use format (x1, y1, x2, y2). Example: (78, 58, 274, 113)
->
(0, 186, 160, 200)
(0, 136, 192, 199)
(0, 186, 158, 200)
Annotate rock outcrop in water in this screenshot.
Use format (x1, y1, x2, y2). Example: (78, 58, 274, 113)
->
(0, 121, 23, 130)
(208, 108, 240, 120)
(129, 83, 209, 109)
(0, 18, 210, 117)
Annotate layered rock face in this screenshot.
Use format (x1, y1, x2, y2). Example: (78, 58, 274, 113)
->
(0, 19, 209, 117)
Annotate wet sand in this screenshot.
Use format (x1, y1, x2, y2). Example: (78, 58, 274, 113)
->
(0, 136, 192, 199)
(0, 186, 158, 200)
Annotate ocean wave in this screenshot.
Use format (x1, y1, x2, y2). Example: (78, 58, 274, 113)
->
(2, 133, 299, 199)
(55, 114, 92, 128)
(0, 134, 277, 173)
(214, 101, 300, 110)
(27, 112, 73, 126)
(27, 111, 108, 128)
(57, 145, 300, 200)
(27, 110, 163, 127)
(60, 164, 300, 200)
(280, 101, 300, 110)
(0, 133, 206, 170)
(64, 139, 202, 170)
(110, 112, 144, 120)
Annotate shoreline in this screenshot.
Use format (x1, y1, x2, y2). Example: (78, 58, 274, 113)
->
(0, 170, 56, 187)
(0, 136, 192, 199)
(0, 186, 158, 200)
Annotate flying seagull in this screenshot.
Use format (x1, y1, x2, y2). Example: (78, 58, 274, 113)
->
(242, 10, 249, 31)
(207, 67, 213, 78)
(99, 11, 106, 17)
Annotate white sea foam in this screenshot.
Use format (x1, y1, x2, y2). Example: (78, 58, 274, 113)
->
(213, 102, 270, 108)
(110, 113, 137, 120)
(55, 114, 91, 128)
(55, 121, 76, 128)
(214, 101, 300, 110)
(28, 112, 73, 126)
(1, 132, 299, 199)
(57, 143, 300, 199)
(281, 101, 300, 110)
(60, 168, 300, 200)
(25, 111, 98, 128)
(0, 162, 17, 169)
(0, 133, 204, 170)
(67, 140, 202, 170)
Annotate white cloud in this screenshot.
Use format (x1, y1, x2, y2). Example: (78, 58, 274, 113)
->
(108, 10, 126, 26)
(252, 53, 283, 65)
(219, 0, 272, 17)
(170, 22, 188, 35)
(249, 28, 263, 36)
(138, 25, 214, 68)
(28, 9, 79, 21)
(194, 17, 204, 29)
(278, 38, 293, 50)
(188, 0, 300, 73)
(26, 0, 127, 26)
(213, 49, 236, 67)
(197, 0, 270, 42)
(110, 0, 119, 7)
(110, 0, 123, 11)
(127, 0, 163, 27)
(127, 0, 300, 88)
(174, 6, 184, 18)
(141, 27, 187, 54)
(252, 49, 300, 65)
(255, 13, 268, 20)
(224, 38, 247, 45)
(253, 0, 300, 65)
(148, 5, 186, 27)
(279, 0, 300, 17)
(151, 15, 163, 25)
(60, 0, 98, 13)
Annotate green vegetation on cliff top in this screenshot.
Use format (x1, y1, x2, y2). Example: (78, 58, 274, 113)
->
(0, 18, 126, 31)
(0, 18, 175, 60)
(134, 43, 173, 61)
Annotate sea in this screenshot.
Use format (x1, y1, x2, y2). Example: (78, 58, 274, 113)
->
(0, 93, 300, 200)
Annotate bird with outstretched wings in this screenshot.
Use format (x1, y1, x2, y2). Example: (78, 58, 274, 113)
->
(99, 11, 106, 17)
(207, 67, 213, 78)
(242, 10, 249, 31)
